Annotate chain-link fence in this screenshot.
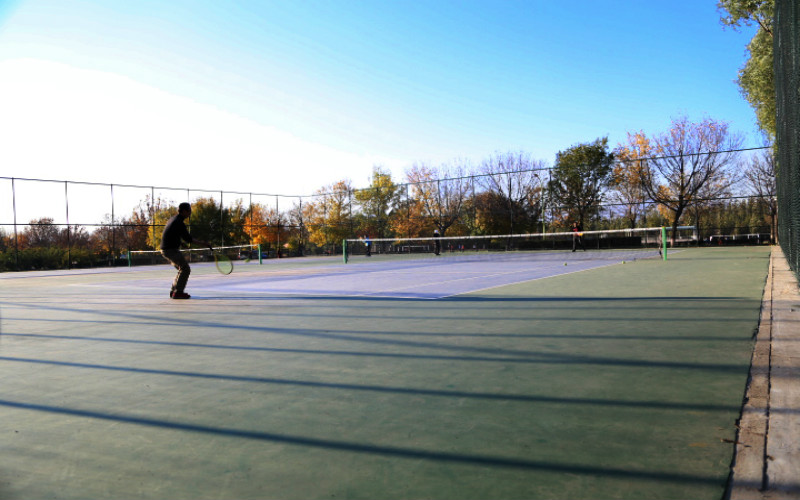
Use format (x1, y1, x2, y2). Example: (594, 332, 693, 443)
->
(776, 0, 800, 274)
(0, 146, 775, 272)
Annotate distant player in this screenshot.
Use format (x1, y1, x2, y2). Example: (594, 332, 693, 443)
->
(572, 221, 585, 252)
(433, 229, 441, 255)
(161, 202, 212, 300)
(364, 235, 372, 257)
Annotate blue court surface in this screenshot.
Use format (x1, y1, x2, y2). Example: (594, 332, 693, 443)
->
(97, 248, 664, 300)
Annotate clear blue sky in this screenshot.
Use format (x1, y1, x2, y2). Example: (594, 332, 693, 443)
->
(0, 0, 760, 200)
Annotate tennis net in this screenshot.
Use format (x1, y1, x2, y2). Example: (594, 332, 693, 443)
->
(343, 227, 697, 264)
(127, 244, 260, 267)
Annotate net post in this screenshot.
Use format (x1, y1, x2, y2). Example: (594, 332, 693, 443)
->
(343, 239, 348, 264)
(661, 226, 667, 260)
(258, 244, 262, 265)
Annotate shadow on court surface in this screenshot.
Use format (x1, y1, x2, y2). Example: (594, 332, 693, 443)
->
(0, 247, 772, 499)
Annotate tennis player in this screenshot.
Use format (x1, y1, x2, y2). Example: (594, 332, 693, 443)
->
(571, 221, 585, 252)
(433, 229, 441, 255)
(161, 202, 211, 300)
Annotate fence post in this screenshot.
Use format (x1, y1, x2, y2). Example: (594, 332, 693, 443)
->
(150, 186, 155, 251)
(11, 177, 19, 270)
(248, 193, 253, 243)
(406, 183, 410, 239)
(111, 183, 116, 265)
(65, 181, 71, 270)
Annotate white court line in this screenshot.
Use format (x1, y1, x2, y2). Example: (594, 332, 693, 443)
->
(436, 260, 629, 299)
(438, 248, 675, 298)
(294, 258, 629, 299)
(200, 254, 637, 299)
(356, 266, 557, 297)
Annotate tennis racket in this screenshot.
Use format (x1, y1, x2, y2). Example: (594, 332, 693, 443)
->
(211, 248, 234, 275)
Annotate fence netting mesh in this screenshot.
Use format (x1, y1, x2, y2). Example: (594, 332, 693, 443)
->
(776, 0, 800, 275)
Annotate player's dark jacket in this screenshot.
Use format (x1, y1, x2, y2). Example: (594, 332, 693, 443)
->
(160, 214, 193, 250)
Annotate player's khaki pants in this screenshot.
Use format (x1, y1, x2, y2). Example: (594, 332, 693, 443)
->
(161, 249, 191, 293)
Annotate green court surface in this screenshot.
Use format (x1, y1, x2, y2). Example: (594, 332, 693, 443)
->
(0, 246, 770, 499)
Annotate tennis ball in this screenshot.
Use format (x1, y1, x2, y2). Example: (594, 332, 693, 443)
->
(564, 262, 567, 266)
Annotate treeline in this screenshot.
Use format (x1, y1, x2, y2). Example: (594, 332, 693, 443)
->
(0, 116, 776, 271)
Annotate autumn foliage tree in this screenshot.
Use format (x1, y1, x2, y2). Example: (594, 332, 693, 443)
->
(390, 183, 429, 238)
(245, 202, 291, 254)
(612, 132, 653, 228)
(303, 180, 354, 251)
(353, 167, 399, 239)
(405, 162, 471, 236)
(639, 116, 743, 243)
(20, 218, 61, 248)
(142, 196, 177, 250)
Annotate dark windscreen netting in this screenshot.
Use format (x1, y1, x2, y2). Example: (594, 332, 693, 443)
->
(776, 0, 800, 274)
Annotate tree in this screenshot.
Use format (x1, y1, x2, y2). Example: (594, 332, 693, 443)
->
(303, 180, 354, 252)
(478, 151, 547, 234)
(406, 161, 471, 236)
(285, 199, 308, 256)
(353, 166, 399, 239)
(548, 137, 614, 228)
(187, 197, 227, 247)
(120, 210, 151, 252)
(18, 218, 87, 250)
(743, 146, 777, 242)
(183, 197, 249, 248)
(246, 203, 290, 255)
(472, 190, 516, 235)
(390, 182, 428, 238)
(718, 0, 775, 137)
(612, 132, 652, 228)
(139, 195, 176, 250)
(63, 225, 91, 250)
(104, 195, 164, 253)
(689, 174, 736, 244)
(92, 215, 117, 255)
(22, 218, 61, 248)
(226, 199, 250, 246)
(639, 116, 743, 243)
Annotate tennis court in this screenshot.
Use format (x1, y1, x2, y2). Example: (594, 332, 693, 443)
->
(130, 247, 666, 300)
(0, 246, 770, 499)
